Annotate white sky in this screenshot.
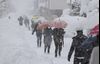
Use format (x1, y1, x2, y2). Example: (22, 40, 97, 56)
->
(9, 0, 34, 14)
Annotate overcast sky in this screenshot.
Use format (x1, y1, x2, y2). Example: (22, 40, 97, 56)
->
(9, 0, 34, 14)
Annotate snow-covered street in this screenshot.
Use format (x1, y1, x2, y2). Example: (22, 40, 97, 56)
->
(0, 0, 99, 64)
(0, 16, 73, 64)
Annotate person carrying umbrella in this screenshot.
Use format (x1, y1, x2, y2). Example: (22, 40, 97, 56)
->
(32, 21, 42, 47)
(43, 27, 53, 54)
(53, 28, 65, 57)
(80, 24, 99, 64)
(81, 24, 99, 49)
(68, 30, 90, 64)
(49, 20, 66, 57)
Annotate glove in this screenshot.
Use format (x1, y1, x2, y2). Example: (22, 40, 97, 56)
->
(32, 32, 34, 35)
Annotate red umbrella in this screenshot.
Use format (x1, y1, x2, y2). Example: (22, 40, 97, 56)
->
(37, 20, 68, 30)
(49, 20, 67, 28)
(37, 21, 49, 30)
(89, 24, 99, 35)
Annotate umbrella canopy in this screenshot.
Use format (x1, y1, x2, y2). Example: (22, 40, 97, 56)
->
(89, 24, 99, 35)
(37, 21, 49, 30)
(49, 20, 68, 28)
(32, 16, 39, 19)
(37, 20, 68, 30)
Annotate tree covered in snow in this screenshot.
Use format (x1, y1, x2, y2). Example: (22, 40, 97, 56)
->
(0, 0, 12, 17)
(80, 0, 99, 29)
(80, 0, 99, 16)
(70, 1, 81, 16)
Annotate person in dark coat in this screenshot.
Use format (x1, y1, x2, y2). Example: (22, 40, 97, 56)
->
(81, 34, 99, 64)
(68, 30, 92, 64)
(32, 22, 42, 47)
(53, 28, 65, 57)
(43, 27, 53, 53)
(18, 16, 23, 26)
(24, 17, 30, 30)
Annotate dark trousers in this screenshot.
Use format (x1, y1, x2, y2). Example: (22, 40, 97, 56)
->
(19, 21, 23, 26)
(37, 36, 42, 47)
(55, 43, 62, 57)
(24, 22, 30, 30)
(74, 57, 89, 64)
(44, 45, 50, 53)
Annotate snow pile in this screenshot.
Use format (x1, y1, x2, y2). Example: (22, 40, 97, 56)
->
(61, 9, 71, 17)
(60, 0, 99, 37)
(85, 9, 99, 29)
(80, 0, 99, 29)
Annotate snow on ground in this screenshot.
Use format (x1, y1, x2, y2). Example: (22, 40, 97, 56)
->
(0, 14, 74, 64)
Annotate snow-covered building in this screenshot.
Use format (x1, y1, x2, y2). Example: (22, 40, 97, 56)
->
(0, 0, 9, 17)
(34, 0, 69, 20)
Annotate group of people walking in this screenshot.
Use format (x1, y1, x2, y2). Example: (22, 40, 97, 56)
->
(32, 23, 99, 64)
(17, 16, 99, 64)
(32, 24, 65, 57)
(18, 16, 30, 30)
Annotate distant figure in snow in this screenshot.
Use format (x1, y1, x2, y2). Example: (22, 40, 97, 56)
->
(8, 16, 11, 19)
(24, 17, 30, 30)
(31, 19, 35, 31)
(43, 27, 53, 53)
(18, 16, 24, 26)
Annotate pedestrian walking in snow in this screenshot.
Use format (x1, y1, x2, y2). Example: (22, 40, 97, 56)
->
(68, 30, 92, 64)
(31, 19, 36, 31)
(18, 16, 24, 26)
(8, 16, 11, 19)
(24, 17, 30, 30)
(53, 28, 65, 57)
(43, 27, 53, 54)
(32, 22, 42, 47)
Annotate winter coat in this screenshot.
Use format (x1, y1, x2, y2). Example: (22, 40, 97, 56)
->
(53, 28, 65, 45)
(68, 35, 88, 58)
(18, 16, 23, 25)
(36, 30, 42, 37)
(43, 28, 52, 46)
(32, 23, 42, 37)
(24, 18, 29, 25)
(31, 19, 34, 28)
(81, 34, 99, 49)
(18, 16, 23, 22)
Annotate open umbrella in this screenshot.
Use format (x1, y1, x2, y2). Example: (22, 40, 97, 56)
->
(49, 20, 68, 28)
(89, 24, 99, 35)
(37, 21, 49, 30)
